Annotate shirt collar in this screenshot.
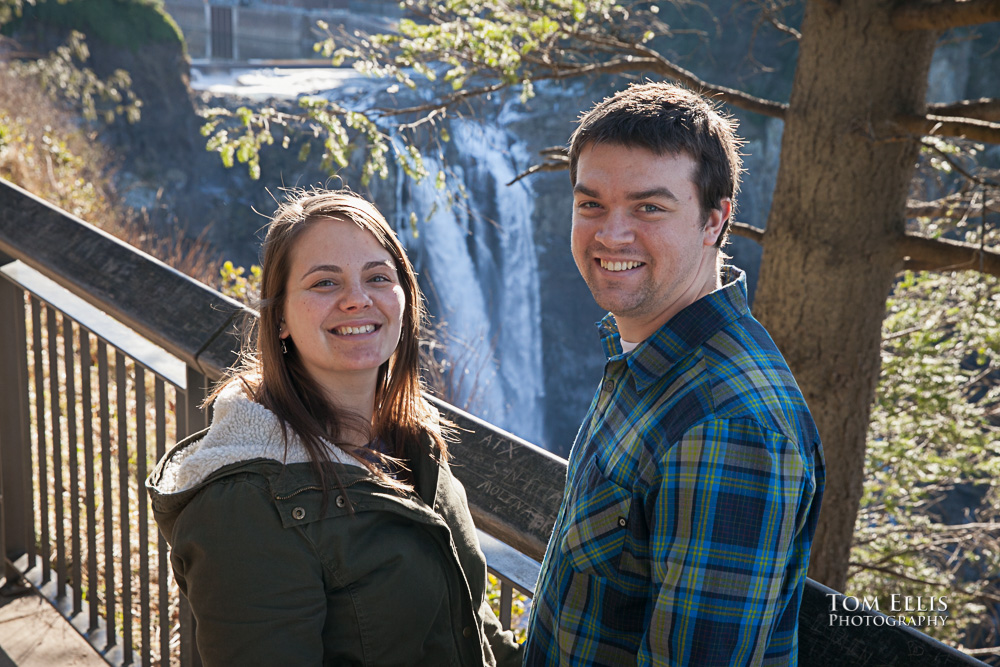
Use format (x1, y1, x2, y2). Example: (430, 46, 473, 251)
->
(598, 266, 750, 392)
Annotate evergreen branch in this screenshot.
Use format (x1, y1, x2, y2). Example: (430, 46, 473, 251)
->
(892, 0, 1000, 31)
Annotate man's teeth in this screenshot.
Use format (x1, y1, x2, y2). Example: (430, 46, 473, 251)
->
(600, 260, 643, 271)
(334, 324, 376, 335)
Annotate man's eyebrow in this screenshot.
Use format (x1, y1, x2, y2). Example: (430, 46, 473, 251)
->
(627, 187, 678, 202)
(573, 184, 679, 202)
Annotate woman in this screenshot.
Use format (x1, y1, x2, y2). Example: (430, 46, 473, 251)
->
(147, 188, 522, 666)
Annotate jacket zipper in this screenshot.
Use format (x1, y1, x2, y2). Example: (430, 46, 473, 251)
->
(274, 475, 404, 500)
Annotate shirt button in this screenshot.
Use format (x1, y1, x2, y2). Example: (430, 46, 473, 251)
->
(463, 626, 474, 638)
(335, 495, 347, 508)
(602, 379, 614, 393)
(618, 517, 627, 528)
(292, 507, 306, 520)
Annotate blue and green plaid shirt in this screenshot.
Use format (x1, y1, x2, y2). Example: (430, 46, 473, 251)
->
(525, 267, 825, 666)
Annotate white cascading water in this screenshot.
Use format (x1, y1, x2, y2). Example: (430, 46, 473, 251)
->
(191, 67, 550, 448)
(394, 118, 545, 446)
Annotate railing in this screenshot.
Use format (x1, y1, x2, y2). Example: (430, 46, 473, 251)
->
(0, 262, 190, 665)
(0, 177, 987, 666)
(0, 177, 540, 666)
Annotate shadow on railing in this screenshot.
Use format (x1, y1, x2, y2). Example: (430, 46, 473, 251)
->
(0, 178, 987, 666)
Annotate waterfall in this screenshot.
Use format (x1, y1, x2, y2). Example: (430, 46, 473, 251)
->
(393, 117, 545, 446)
(190, 65, 550, 447)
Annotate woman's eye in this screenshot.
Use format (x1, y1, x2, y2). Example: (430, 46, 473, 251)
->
(370, 274, 392, 283)
(313, 279, 335, 288)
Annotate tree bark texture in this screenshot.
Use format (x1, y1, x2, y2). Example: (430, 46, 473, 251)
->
(753, 0, 938, 589)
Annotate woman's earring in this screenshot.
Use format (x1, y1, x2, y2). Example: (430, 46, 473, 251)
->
(281, 338, 288, 355)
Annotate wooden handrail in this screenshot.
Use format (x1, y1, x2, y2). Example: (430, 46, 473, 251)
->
(0, 179, 248, 379)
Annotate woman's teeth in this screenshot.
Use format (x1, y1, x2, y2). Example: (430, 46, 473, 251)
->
(334, 324, 376, 335)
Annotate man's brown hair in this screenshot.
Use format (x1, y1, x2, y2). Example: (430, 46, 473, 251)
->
(569, 82, 744, 246)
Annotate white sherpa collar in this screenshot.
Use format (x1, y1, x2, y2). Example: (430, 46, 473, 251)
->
(154, 379, 364, 495)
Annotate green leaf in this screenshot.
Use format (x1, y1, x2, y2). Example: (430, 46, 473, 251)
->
(295, 141, 311, 162)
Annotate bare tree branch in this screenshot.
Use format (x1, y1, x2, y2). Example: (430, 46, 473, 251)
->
(908, 194, 1000, 218)
(899, 233, 1000, 276)
(921, 139, 1000, 187)
(559, 31, 788, 118)
(848, 561, 947, 587)
(373, 54, 787, 130)
(768, 18, 801, 41)
(746, 0, 802, 41)
(730, 221, 766, 244)
(895, 113, 1000, 145)
(928, 98, 1000, 123)
(893, 0, 1000, 31)
(372, 80, 510, 118)
(965, 647, 1000, 658)
(506, 159, 570, 185)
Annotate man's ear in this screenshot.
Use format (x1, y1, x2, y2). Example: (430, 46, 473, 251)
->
(703, 199, 731, 246)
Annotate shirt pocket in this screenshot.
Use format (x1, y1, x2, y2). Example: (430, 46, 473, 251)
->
(560, 454, 633, 579)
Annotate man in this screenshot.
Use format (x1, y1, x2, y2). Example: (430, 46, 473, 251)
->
(524, 82, 825, 666)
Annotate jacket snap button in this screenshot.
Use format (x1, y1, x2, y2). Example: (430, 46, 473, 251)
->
(335, 495, 346, 508)
(463, 626, 474, 638)
(602, 379, 614, 393)
(292, 507, 306, 520)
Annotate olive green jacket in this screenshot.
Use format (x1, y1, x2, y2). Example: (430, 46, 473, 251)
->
(146, 384, 521, 667)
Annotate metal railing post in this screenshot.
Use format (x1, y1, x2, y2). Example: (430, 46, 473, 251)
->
(0, 253, 31, 585)
(179, 365, 208, 667)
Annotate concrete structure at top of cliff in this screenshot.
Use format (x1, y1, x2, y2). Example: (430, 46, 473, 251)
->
(163, 0, 405, 62)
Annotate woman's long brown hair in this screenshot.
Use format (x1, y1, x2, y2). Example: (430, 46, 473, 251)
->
(214, 187, 447, 494)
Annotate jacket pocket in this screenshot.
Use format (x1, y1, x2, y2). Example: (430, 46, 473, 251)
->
(560, 454, 632, 579)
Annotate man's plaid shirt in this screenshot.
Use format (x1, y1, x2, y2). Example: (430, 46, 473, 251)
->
(524, 267, 825, 666)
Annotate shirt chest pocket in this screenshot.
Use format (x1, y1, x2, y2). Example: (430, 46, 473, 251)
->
(560, 454, 633, 580)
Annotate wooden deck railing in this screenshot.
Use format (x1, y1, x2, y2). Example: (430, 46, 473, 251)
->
(0, 178, 986, 666)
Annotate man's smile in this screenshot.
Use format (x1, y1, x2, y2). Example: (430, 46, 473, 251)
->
(598, 259, 645, 272)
